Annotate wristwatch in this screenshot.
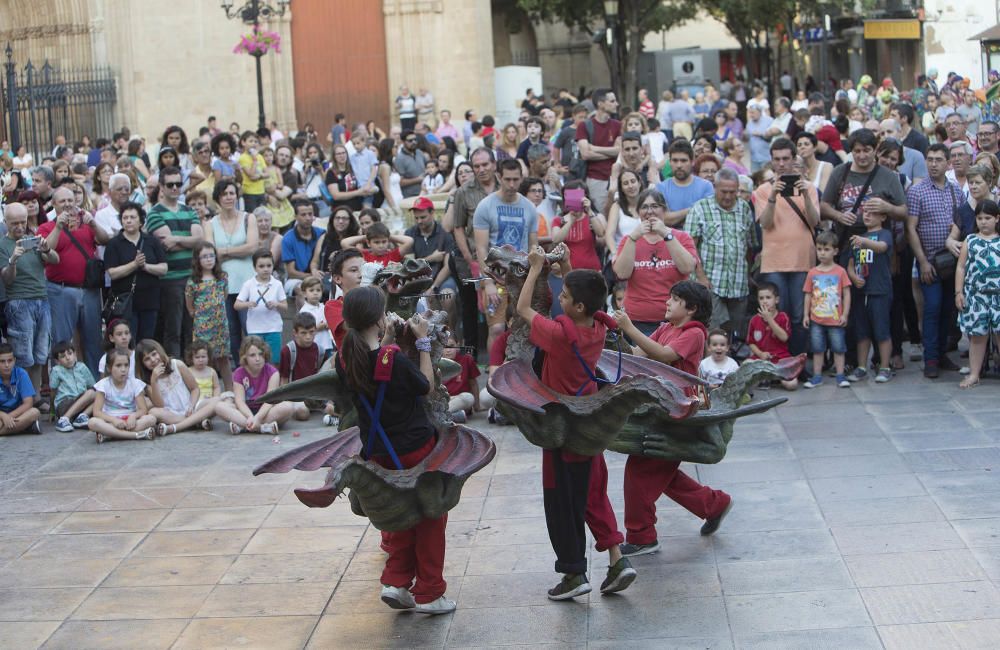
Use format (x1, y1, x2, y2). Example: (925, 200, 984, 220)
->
(664, 228, 674, 242)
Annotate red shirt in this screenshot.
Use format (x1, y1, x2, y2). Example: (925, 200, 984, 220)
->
(650, 320, 707, 377)
(618, 231, 700, 323)
(576, 118, 621, 181)
(530, 313, 606, 396)
(279, 341, 320, 382)
(444, 352, 481, 396)
(747, 312, 791, 361)
(37, 219, 98, 285)
(489, 329, 511, 367)
(324, 297, 346, 351)
(639, 99, 655, 119)
(552, 214, 602, 271)
(362, 248, 403, 265)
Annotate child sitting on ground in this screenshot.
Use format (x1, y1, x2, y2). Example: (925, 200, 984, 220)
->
(699, 328, 740, 389)
(0, 343, 41, 435)
(98, 319, 136, 377)
(137, 339, 217, 436)
(341, 222, 414, 265)
(89, 348, 156, 442)
(845, 206, 893, 383)
(746, 282, 798, 390)
(518, 245, 637, 601)
(235, 250, 287, 363)
(186, 339, 225, 409)
(803, 230, 852, 388)
(51, 340, 96, 432)
(442, 335, 480, 421)
(614, 280, 734, 556)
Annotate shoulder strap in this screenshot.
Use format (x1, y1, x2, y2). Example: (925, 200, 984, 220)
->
(850, 167, 879, 215)
(781, 192, 816, 242)
(585, 119, 594, 142)
(286, 341, 297, 381)
(62, 224, 97, 261)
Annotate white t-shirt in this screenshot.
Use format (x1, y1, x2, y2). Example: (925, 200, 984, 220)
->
(237, 275, 286, 334)
(300, 302, 333, 353)
(95, 375, 146, 417)
(699, 356, 740, 386)
(94, 205, 124, 259)
(647, 131, 668, 165)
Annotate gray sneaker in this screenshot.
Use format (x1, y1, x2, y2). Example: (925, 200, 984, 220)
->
(72, 413, 89, 428)
(846, 367, 868, 382)
(414, 595, 457, 614)
(380, 585, 415, 610)
(547, 573, 592, 601)
(600, 557, 637, 594)
(875, 367, 892, 383)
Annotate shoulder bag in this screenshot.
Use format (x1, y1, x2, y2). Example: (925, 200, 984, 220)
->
(102, 234, 143, 324)
(931, 185, 961, 280)
(63, 223, 105, 289)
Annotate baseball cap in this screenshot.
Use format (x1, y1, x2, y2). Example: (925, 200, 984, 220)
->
(411, 197, 434, 211)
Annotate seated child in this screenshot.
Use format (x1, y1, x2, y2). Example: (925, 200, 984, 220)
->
(0, 343, 41, 435)
(136, 339, 218, 436)
(341, 222, 414, 265)
(186, 339, 225, 412)
(699, 328, 740, 389)
(442, 336, 480, 420)
(518, 245, 637, 601)
(88, 348, 156, 442)
(746, 282, 798, 390)
(51, 340, 96, 432)
(614, 280, 734, 556)
(299, 276, 333, 361)
(98, 319, 136, 378)
(421, 159, 444, 194)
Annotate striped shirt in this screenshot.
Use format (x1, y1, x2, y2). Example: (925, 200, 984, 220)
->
(145, 203, 200, 281)
(684, 197, 759, 298)
(905, 177, 962, 259)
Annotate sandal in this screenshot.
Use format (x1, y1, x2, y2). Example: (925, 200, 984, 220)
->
(137, 427, 155, 440)
(890, 356, 904, 371)
(156, 423, 177, 437)
(959, 377, 981, 389)
(95, 432, 105, 444)
(229, 422, 242, 435)
(200, 418, 213, 431)
(261, 422, 279, 435)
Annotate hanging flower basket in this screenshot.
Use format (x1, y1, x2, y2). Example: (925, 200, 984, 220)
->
(233, 27, 282, 56)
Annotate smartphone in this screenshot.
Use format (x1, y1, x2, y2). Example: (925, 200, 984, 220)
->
(564, 188, 585, 212)
(18, 236, 39, 250)
(779, 175, 800, 197)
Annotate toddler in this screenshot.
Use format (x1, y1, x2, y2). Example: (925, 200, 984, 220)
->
(746, 282, 798, 390)
(699, 328, 739, 388)
(421, 160, 444, 194)
(803, 231, 852, 388)
(298, 276, 333, 359)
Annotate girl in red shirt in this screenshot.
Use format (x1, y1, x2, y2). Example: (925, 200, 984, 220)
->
(550, 180, 607, 271)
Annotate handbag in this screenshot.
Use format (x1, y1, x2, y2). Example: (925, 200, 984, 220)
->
(102, 277, 135, 324)
(930, 186, 961, 280)
(63, 224, 104, 289)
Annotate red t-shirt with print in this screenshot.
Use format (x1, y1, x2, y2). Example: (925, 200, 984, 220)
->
(618, 231, 700, 323)
(362, 248, 403, 265)
(747, 312, 791, 361)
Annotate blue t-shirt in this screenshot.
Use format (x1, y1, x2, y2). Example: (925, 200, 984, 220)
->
(472, 192, 538, 252)
(211, 158, 238, 177)
(281, 226, 325, 273)
(655, 176, 714, 213)
(846, 227, 893, 296)
(0, 366, 35, 412)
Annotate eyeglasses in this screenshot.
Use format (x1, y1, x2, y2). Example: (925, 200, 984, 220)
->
(528, 188, 544, 194)
(199, 253, 216, 260)
(638, 203, 662, 212)
(163, 181, 183, 189)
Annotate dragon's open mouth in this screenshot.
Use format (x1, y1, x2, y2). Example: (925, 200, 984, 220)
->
(385, 266, 434, 294)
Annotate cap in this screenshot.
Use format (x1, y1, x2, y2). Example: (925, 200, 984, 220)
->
(411, 196, 434, 211)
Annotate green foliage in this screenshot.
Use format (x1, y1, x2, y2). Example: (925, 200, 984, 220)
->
(516, 0, 696, 35)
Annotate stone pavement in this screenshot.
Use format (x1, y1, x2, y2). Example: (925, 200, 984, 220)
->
(1, 361, 999, 649)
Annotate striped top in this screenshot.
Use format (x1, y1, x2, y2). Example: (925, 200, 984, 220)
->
(145, 203, 200, 281)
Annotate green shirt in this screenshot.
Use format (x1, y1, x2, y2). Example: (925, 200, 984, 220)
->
(684, 196, 759, 299)
(0, 236, 48, 300)
(145, 202, 200, 281)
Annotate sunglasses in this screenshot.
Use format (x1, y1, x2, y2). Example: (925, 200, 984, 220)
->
(163, 181, 183, 189)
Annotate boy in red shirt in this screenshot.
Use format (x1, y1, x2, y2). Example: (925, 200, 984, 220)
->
(614, 280, 733, 557)
(341, 222, 413, 265)
(442, 335, 480, 420)
(517, 246, 637, 601)
(324, 249, 364, 354)
(746, 281, 798, 390)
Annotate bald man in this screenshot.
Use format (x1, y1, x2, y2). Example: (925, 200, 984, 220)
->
(0, 203, 59, 390)
(877, 118, 927, 182)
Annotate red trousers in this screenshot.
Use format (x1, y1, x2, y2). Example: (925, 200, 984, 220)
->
(372, 436, 447, 604)
(623, 456, 731, 545)
(587, 454, 624, 552)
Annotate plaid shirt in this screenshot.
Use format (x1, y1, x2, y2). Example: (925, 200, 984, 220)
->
(906, 177, 962, 259)
(684, 197, 759, 298)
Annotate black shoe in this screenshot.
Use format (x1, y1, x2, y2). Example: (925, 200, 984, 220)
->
(547, 573, 591, 601)
(938, 356, 961, 372)
(700, 499, 734, 536)
(923, 361, 939, 379)
(620, 541, 660, 557)
(600, 557, 637, 594)
(27, 421, 42, 435)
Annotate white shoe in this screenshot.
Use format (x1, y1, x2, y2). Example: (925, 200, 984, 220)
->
(322, 414, 339, 427)
(413, 596, 456, 615)
(380, 585, 415, 610)
(909, 343, 923, 362)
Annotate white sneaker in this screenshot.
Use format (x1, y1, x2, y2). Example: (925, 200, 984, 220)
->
(380, 585, 415, 610)
(322, 414, 339, 427)
(413, 596, 456, 615)
(909, 343, 923, 362)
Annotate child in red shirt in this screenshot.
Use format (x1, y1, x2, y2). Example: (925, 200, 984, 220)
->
(442, 335, 480, 418)
(341, 222, 413, 265)
(746, 282, 798, 390)
(517, 246, 637, 601)
(614, 280, 734, 557)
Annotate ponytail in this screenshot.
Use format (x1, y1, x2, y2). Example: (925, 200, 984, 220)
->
(339, 285, 388, 398)
(342, 328, 375, 396)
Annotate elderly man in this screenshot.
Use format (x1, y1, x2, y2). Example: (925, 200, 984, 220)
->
(0, 203, 59, 390)
(685, 167, 759, 334)
(38, 186, 112, 377)
(944, 114, 975, 153)
(877, 119, 927, 182)
(947, 140, 973, 200)
(978, 120, 999, 156)
(93, 173, 130, 250)
(526, 143, 562, 197)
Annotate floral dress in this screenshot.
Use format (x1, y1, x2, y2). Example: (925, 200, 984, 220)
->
(185, 276, 231, 357)
(960, 235, 1000, 336)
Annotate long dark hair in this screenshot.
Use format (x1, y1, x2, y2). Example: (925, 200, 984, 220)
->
(377, 138, 395, 165)
(135, 339, 175, 383)
(191, 241, 226, 282)
(321, 206, 359, 266)
(161, 125, 190, 154)
(341, 286, 387, 397)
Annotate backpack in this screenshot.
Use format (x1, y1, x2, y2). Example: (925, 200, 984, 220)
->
(285, 341, 322, 382)
(568, 120, 594, 181)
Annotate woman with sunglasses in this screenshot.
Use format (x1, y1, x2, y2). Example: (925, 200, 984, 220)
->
(611, 188, 698, 336)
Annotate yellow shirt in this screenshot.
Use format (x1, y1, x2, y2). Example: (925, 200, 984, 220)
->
(239, 152, 267, 195)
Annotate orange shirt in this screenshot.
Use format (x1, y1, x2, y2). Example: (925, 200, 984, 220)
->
(752, 183, 817, 273)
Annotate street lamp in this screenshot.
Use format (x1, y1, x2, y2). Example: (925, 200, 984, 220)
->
(219, 0, 290, 131)
(604, 0, 619, 101)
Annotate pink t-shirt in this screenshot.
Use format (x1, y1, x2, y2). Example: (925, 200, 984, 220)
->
(752, 183, 818, 273)
(234, 364, 277, 411)
(618, 231, 699, 323)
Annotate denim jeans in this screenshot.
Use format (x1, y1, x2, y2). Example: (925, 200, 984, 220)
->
(4, 298, 51, 368)
(158, 280, 192, 359)
(758, 271, 808, 355)
(46, 283, 102, 377)
(225, 293, 247, 363)
(919, 274, 955, 364)
(809, 322, 847, 354)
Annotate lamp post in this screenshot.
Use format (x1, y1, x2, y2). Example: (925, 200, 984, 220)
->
(604, 0, 620, 102)
(220, 0, 289, 131)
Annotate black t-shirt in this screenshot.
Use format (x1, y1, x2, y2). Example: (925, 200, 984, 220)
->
(843, 227, 893, 296)
(337, 348, 435, 457)
(103, 231, 167, 311)
(405, 221, 455, 278)
(324, 168, 363, 211)
(902, 128, 929, 157)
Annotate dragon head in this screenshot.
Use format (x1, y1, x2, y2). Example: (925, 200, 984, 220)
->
(370, 258, 435, 296)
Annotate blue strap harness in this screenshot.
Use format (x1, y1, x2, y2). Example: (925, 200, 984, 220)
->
(358, 381, 404, 470)
(571, 329, 624, 396)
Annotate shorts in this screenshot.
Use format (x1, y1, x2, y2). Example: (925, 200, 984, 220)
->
(253, 332, 283, 363)
(809, 322, 847, 354)
(853, 294, 891, 342)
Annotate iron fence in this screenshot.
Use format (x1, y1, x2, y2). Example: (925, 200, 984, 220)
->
(1, 43, 117, 162)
